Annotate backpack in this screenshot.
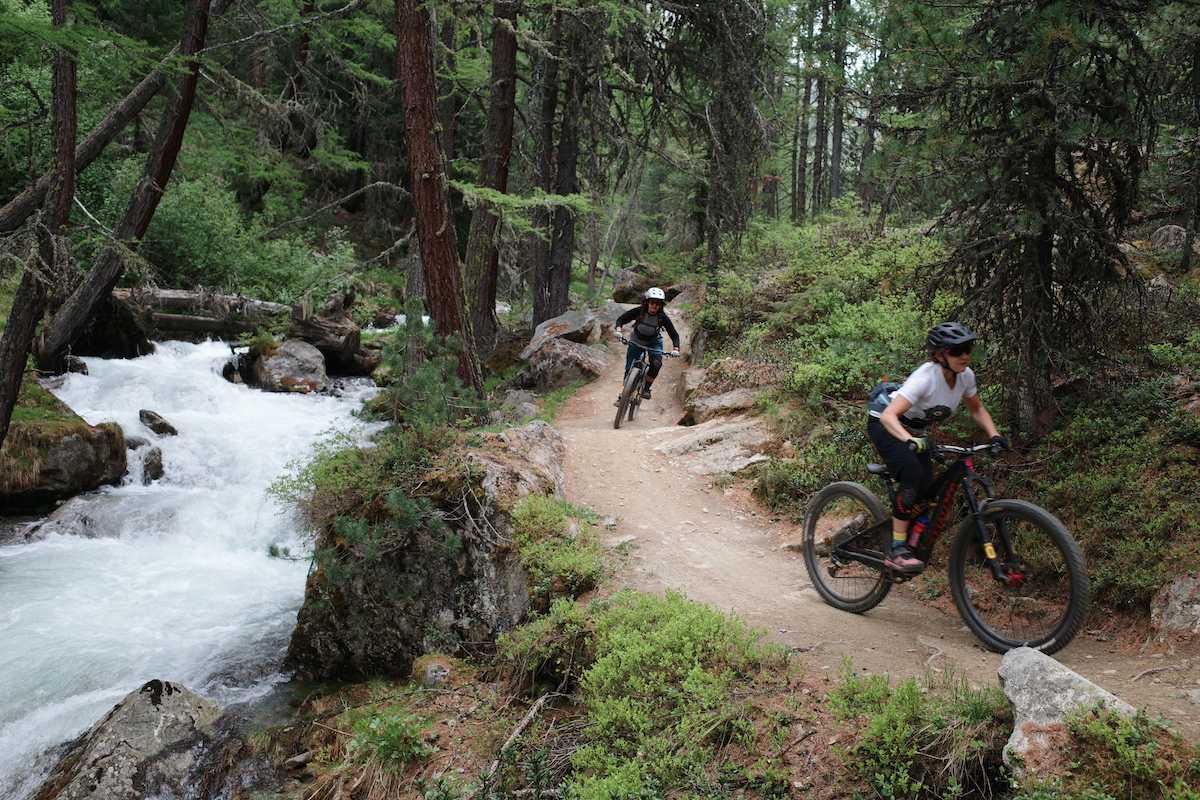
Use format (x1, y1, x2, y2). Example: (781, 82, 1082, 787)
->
(865, 379, 901, 414)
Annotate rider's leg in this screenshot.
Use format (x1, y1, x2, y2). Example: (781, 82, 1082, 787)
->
(867, 417, 933, 570)
(643, 349, 664, 398)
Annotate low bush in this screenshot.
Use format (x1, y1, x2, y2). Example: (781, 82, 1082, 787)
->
(828, 658, 1011, 799)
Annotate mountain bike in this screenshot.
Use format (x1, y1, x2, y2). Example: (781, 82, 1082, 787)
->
(613, 336, 678, 429)
(801, 442, 1089, 655)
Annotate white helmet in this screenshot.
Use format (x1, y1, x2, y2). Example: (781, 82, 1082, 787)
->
(645, 287, 666, 301)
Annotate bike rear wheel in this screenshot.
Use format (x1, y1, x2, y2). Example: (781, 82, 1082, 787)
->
(948, 499, 1089, 655)
(802, 481, 892, 613)
(614, 367, 641, 429)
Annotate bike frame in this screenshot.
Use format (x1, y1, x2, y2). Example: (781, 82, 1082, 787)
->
(623, 338, 666, 394)
(873, 444, 1020, 585)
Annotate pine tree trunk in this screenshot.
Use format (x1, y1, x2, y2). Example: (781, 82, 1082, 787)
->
(528, 14, 561, 328)
(34, 0, 211, 376)
(828, 0, 845, 202)
(810, 0, 830, 213)
(0, 0, 76, 451)
(546, 69, 580, 322)
(1183, 40, 1200, 272)
(395, 0, 483, 395)
(462, 1, 517, 356)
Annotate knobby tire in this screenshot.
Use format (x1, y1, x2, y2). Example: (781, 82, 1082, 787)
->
(948, 499, 1088, 655)
(614, 367, 641, 429)
(802, 481, 892, 613)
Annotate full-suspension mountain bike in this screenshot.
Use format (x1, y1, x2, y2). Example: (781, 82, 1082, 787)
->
(613, 336, 678, 429)
(801, 442, 1089, 654)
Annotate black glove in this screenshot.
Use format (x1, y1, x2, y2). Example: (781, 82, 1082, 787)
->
(990, 435, 1012, 452)
(907, 436, 931, 454)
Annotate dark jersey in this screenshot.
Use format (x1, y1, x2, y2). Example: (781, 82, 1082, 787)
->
(615, 305, 681, 349)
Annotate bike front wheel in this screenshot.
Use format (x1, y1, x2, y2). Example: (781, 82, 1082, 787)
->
(948, 499, 1089, 655)
(614, 368, 641, 429)
(802, 481, 892, 613)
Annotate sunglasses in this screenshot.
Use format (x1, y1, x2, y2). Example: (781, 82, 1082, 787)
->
(946, 344, 974, 357)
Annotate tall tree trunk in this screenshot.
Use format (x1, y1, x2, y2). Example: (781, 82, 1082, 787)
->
(0, 0, 76, 451)
(1183, 40, 1200, 272)
(395, 0, 483, 395)
(857, 101, 878, 215)
(796, 72, 812, 223)
(280, 0, 314, 155)
(528, 14, 562, 328)
(436, 8, 460, 163)
(546, 69, 580, 322)
(811, 73, 827, 213)
(828, 0, 845, 202)
(0, 56, 172, 235)
(810, 0, 830, 213)
(462, 1, 517, 356)
(34, 0, 211, 375)
(705, 142, 722, 278)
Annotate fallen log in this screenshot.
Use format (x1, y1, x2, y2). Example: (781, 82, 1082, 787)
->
(285, 314, 361, 364)
(113, 288, 291, 319)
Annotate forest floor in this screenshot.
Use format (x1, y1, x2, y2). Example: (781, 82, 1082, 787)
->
(553, 325, 1200, 743)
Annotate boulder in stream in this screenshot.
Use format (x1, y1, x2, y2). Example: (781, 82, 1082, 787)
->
(0, 379, 126, 512)
(31, 680, 248, 800)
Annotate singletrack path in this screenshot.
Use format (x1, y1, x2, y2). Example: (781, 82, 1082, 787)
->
(551, 323, 1200, 739)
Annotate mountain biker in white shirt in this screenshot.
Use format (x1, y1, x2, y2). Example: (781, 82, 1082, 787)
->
(866, 322, 1009, 572)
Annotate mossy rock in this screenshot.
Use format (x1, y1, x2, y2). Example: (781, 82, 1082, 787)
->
(1, 378, 127, 512)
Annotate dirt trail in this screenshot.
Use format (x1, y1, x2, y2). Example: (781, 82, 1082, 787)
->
(552, 322, 1200, 740)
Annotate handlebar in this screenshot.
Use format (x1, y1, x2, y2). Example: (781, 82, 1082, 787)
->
(616, 335, 680, 356)
(933, 442, 1004, 457)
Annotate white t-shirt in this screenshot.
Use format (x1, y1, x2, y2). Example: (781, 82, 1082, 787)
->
(892, 361, 977, 426)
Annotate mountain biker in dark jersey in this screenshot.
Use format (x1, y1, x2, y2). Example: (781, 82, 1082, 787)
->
(613, 287, 681, 401)
(866, 322, 1009, 572)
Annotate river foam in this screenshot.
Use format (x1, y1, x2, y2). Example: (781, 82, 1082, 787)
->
(0, 340, 378, 796)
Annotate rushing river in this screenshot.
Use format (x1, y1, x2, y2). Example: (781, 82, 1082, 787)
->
(0, 340, 379, 797)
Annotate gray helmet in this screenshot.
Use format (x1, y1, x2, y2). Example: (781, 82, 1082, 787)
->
(645, 287, 666, 301)
(926, 322, 980, 351)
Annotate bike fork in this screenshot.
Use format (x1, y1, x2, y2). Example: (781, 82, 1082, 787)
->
(964, 486, 1026, 587)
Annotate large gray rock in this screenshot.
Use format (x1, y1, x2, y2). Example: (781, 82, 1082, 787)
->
(520, 309, 602, 361)
(1151, 573, 1200, 635)
(492, 389, 542, 425)
(611, 264, 664, 303)
(652, 415, 775, 475)
(32, 680, 238, 800)
(252, 339, 330, 394)
(25, 494, 127, 541)
(998, 647, 1137, 779)
(1149, 224, 1198, 253)
(286, 420, 567, 681)
(516, 338, 614, 393)
(682, 387, 760, 425)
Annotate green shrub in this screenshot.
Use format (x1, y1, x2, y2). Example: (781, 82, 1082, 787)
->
(1035, 382, 1200, 611)
(511, 495, 605, 610)
(348, 709, 437, 770)
(374, 297, 490, 429)
(828, 658, 1010, 799)
(567, 590, 786, 798)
